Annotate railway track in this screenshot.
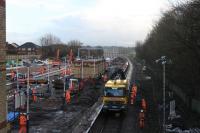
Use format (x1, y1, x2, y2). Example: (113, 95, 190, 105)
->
(89, 112, 125, 133)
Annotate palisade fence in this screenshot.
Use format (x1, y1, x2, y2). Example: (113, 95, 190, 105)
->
(149, 65, 200, 114)
(166, 80, 200, 114)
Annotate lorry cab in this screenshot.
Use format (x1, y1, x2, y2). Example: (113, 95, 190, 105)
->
(103, 80, 129, 111)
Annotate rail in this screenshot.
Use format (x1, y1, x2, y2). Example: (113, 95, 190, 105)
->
(81, 57, 133, 133)
(33, 68, 65, 79)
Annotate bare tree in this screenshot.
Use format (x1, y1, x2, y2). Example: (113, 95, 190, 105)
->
(39, 33, 62, 58)
(40, 33, 61, 46)
(67, 40, 83, 57)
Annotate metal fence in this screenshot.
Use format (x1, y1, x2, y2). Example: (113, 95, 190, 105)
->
(6, 55, 41, 60)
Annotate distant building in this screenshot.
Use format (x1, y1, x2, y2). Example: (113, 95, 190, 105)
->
(103, 46, 135, 58)
(11, 43, 19, 48)
(103, 47, 120, 58)
(6, 42, 18, 55)
(78, 47, 104, 59)
(17, 42, 40, 55)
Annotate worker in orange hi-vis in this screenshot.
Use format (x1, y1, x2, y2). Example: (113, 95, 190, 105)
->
(130, 85, 137, 104)
(32, 88, 37, 102)
(65, 90, 71, 104)
(141, 98, 147, 112)
(19, 114, 27, 133)
(139, 109, 145, 129)
(132, 85, 137, 94)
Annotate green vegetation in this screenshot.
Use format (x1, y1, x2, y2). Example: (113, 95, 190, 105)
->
(135, 0, 200, 100)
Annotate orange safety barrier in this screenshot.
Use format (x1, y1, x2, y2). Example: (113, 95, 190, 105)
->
(62, 68, 71, 76)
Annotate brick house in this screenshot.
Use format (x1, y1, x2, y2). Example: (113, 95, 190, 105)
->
(6, 42, 18, 54)
(17, 42, 40, 55)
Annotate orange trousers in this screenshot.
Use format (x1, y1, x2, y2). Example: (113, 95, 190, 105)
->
(139, 119, 145, 129)
(19, 126, 27, 133)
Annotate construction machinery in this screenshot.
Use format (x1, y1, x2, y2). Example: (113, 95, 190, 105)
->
(102, 79, 129, 111)
(68, 78, 79, 94)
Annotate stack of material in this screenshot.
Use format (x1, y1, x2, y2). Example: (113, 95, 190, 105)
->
(72, 59, 105, 79)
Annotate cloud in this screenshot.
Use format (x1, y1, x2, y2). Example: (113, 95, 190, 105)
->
(7, 32, 39, 45)
(7, 0, 70, 11)
(81, 0, 169, 38)
(45, 0, 169, 45)
(7, 0, 171, 46)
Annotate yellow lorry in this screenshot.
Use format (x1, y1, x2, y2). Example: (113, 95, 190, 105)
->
(102, 79, 129, 112)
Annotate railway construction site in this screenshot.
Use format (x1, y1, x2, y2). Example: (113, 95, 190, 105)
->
(6, 55, 163, 133)
(7, 54, 200, 133)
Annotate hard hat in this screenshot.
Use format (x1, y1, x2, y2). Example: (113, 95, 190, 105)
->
(140, 109, 144, 113)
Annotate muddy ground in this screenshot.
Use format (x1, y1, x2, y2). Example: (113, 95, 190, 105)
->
(11, 79, 103, 133)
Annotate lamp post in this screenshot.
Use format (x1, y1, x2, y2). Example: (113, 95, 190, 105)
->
(47, 59, 50, 92)
(155, 56, 167, 133)
(26, 67, 30, 133)
(64, 57, 67, 104)
(81, 60, 84, 79)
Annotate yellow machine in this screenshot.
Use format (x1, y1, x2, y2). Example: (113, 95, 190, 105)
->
(103, 79, 129, 111)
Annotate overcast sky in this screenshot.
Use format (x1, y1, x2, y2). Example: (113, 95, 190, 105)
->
(7, 0, 176, 46)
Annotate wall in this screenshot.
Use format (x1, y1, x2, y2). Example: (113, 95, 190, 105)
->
(0, 0, 7, 132)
